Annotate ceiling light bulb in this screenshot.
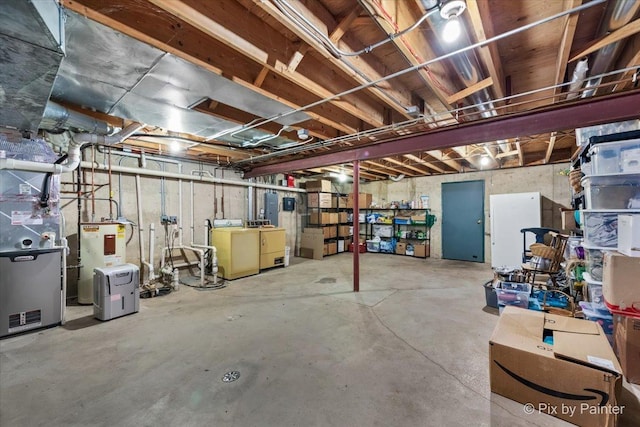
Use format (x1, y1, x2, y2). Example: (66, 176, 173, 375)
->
(170, 140, 181, 152)
(480, 155, 490, 166)
(442, 16, 461, 42)
(338, 172, 347, 182)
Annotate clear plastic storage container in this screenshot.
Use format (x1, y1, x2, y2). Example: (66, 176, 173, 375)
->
(587, 138, 640, 175)
(581, 211, 619, 248)
(583, 246, 605, 281)
(581, 174, 640, 209)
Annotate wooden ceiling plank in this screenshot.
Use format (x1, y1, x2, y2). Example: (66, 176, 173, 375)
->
(554, 0, 582, 96)
(465, 0, 506, 99)
(445, 77, 494, 105)
(426, 150, 463, 172)
(383, 156, 430, 175)
(358, 0, 456, 118)
(403, 154, 444, 173)
(253, 66, 270, 87)
(287, 45, 309, 72)
(545, 132, 557, 164)
(364, 160, 416, 177)
(516, 141, 524, 167)
(330, 9, 360, 43)
(495, 150, 518, 159)
(570, 18, 640, 62)
(147, 0, 384, 128)
(613, 47, 640, 92)
(253, 0, 414, 120)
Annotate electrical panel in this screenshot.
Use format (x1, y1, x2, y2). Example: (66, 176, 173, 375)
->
(264, 192, 278, 227)
(283, 197, 296, 212)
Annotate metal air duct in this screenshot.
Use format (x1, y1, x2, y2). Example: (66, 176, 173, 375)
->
(0, 0, 65, 133)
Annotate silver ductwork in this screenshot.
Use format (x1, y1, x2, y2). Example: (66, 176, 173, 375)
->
(40, 101, 115, 135)
(0, 0, 65, 133)
(581, 0, 640, 98)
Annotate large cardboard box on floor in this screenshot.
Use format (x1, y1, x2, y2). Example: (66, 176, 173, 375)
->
(613, 314, 640, 385)
(300, 228, 325, 260)
(490, 306, 622, 427)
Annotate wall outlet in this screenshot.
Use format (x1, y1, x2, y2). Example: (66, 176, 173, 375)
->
(161, 215, 178, 225)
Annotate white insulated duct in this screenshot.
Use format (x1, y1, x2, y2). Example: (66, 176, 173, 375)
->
(567, 58, 589, 100)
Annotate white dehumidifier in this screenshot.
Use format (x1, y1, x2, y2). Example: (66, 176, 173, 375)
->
(93, 264, 140, 321)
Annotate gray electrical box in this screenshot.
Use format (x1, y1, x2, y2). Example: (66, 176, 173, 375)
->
(264, 192, 278, 227)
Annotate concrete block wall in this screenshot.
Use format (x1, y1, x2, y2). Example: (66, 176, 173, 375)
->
(358, 163, 572, 263)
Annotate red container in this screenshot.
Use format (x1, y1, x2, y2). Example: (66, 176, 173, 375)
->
(348, 242, 366, 253)
(286, 174, 295, 187)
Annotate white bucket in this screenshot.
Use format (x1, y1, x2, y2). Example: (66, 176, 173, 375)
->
(284, 246, 291, 267)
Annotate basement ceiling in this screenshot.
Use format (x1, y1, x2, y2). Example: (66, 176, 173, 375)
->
(9, 0, 640, 180)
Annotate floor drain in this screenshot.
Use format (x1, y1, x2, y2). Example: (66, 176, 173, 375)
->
(222, 371, 240, 383)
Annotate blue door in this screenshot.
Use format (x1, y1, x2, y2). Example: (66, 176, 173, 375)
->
(442, 180, 484, 262)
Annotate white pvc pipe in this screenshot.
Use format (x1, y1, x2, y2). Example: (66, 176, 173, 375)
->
(149, 223, 156, 280)
(178, 178, 183, 247)
(189, 181, 195, 246)
(79, 161, 307, 193)
(135, 174, 154, 282)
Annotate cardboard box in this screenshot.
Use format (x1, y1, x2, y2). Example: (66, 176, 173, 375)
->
(347, 193, 372, 208)
(410, 214, 426, 224)
(560, 208, 576, 230)
(603, 251, 640, 317)
(338, 196, 348, 208)
(328, 212, 339, 224)
(308, 210, 330, 225)
(308, 192, 334, 208)
(395, 242, 406, 255)
(299, 247, 315, 259)
(322, 226, 337, 239)
(300, 228, 325, 260)
(490, 307, 622, 427)
(613, 314, 640, 384)
(413, 244, 428, 258)
(305, 179, 332, 192)
(338, 212, 348, 223)
(338, 225, 351, 237)
(326, 241, 337, 255)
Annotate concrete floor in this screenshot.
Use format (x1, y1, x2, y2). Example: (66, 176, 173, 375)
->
(1, 255, 639, 427)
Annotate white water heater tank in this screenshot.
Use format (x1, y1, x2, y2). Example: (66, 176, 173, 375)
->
(79, 223, 126, 304)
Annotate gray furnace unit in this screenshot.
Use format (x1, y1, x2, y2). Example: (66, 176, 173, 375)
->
(93, 264, 140, 321)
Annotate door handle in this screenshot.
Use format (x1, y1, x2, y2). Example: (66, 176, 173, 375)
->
(477, 219, 482, 224)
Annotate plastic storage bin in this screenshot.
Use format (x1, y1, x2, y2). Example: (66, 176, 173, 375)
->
(497, 282, 531, 310)
(583, 246, 605, 281)
(581, 211, 619, 248)
(583, 272, 604, 306)
(581, 174, 640, 209)
(576, 120, 640, 147)
(588, 138, 640, 175)
(579, 301, 614, 344)
(366, 240, 380, 252)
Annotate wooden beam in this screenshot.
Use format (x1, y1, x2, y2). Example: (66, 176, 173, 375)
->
(329, 9, 359, 43)
(570, 18, 640, 62)
(445, 77, 494, 105)
(253, 0, 414, 120)
(495, 150, 518, 159)
(403, 154, 444, 173)
(516, 141, 524, 167)
(287, 46, 309, 72)
(545, 132, 557, 164)
(465, 0, 506, 99)
(383, 157, 430, 175)
(363, 160, 414, 177)
(253, 66, 269, 87)
(426, 150, 463, 172)
(554, 0, 582, 97)
(613, 46, 640, 92)
(147, 0, 384, 128)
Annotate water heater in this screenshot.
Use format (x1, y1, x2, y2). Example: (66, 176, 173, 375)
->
(79, 223, 126, 304)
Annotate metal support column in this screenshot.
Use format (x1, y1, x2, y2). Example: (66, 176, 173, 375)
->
(353, 160, 360, 293)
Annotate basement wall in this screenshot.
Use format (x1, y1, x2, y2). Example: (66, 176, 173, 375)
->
(357, 163, 572, 263)
(60, 151, 303, 299)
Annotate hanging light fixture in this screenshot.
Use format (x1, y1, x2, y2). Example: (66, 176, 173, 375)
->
(440, 0, 466, 43)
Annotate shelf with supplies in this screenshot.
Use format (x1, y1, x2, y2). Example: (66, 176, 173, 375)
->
(301, 181, 355, 259)
(357, 208, 435, 258)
